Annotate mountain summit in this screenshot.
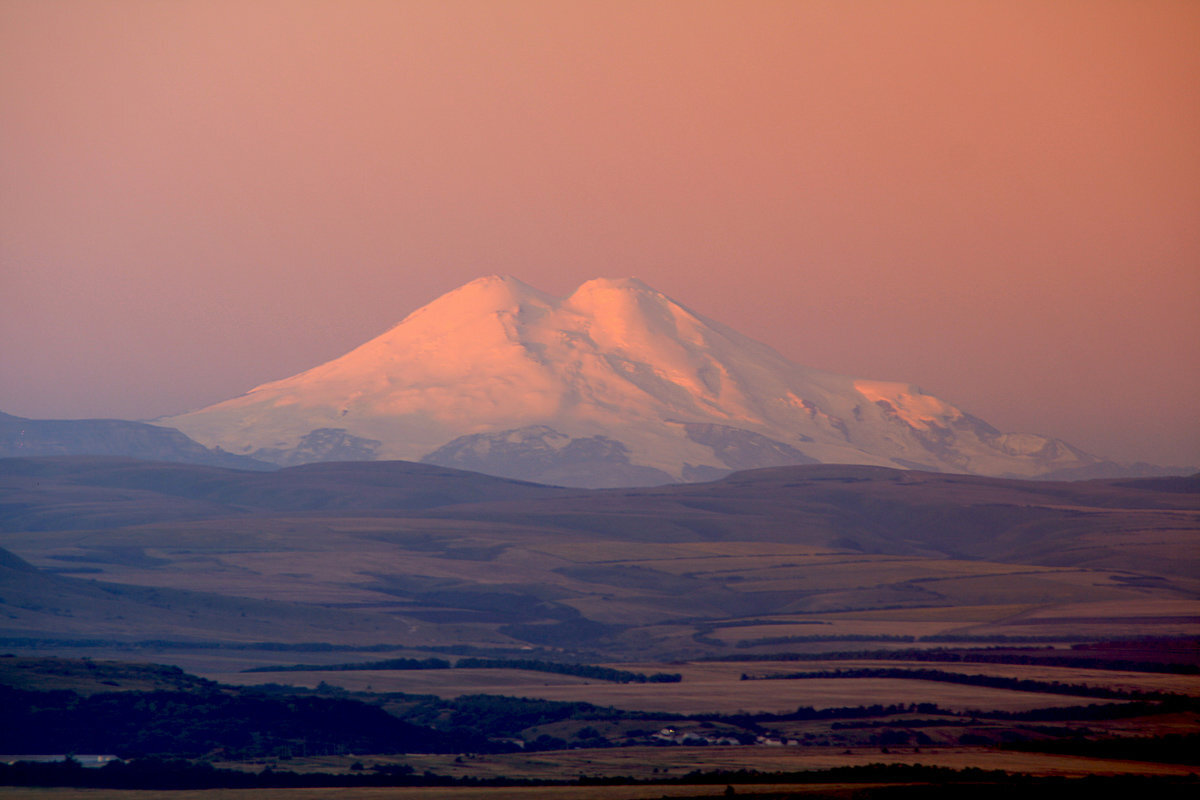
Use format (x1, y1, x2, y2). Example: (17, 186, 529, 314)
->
(161, 276, 1103, 486)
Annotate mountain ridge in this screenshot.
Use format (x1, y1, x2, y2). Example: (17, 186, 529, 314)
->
(0, 411, 272, 471)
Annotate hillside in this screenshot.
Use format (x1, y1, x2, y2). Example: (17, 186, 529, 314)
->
(2, 456, 1195, 661)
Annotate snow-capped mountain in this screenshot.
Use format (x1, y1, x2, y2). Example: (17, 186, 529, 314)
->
(160, 276, 1104, 487)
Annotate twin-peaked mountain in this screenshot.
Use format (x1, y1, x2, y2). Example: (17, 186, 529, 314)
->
(160, 276, 1103, 487)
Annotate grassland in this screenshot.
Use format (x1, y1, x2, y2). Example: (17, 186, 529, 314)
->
(5, 512, 1196, 661)
(4, 461, 1198, 657)
(1, 459, 1196, 793)
(212, 667, 1120, 714)
(393, 745, 1200, 780)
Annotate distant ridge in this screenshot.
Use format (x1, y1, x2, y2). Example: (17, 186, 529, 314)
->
(159, 276, 1144, 487)
(0, 411, 272, 470)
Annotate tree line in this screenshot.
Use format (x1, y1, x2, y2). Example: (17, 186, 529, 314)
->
(742, 666, 1187, 700)
(245, 656, 682, 683)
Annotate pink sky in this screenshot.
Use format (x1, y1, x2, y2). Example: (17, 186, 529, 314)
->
(2, 0, 1197, 467)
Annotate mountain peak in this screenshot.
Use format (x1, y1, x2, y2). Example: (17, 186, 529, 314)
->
(460, 273, 540, 294)
(389, 275, 557, 340)
(567, 277, 665, 312)
(572, 276, 654, 294)
(413, 273, 551, 314)
(563, 276, 707, 349)
(161, 275, 1107, 487)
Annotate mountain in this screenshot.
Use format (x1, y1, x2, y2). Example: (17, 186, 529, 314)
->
(0, 411, 272, 470)
(160, 275, 1109, 487)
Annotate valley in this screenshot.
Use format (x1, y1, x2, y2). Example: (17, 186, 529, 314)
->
(2, 457, 1195, 660)
(1, 456, 1196, 796)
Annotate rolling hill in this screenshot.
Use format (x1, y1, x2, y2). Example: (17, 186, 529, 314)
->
(2, 456, 1195, 661)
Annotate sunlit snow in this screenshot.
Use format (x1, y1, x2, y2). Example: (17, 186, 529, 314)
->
(160, 276, 1100, 484)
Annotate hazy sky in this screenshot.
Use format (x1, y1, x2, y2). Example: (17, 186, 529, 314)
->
(2, 0, 1197, 467)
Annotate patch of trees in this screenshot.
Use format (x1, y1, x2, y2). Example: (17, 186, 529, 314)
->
(703, 695, 1199, 729)
(702, 703, 949, 731)
(0, 656, 206, 682)
(1047, 638, 1200, 673)
(711, 643, 1199, 675)
(244, 656, 682, 684)
(399, 693, 672, 739)
(671, 763, 1015, 785)
(0, 757, 486, 790)
(1001, 733, 1200, 765)
(0, 684, 482, 758)
(454, 657, 681, 683)
(975, 696, 1199, 721)
(243, 657, 451, 673)
(744, 667, 1185, 700)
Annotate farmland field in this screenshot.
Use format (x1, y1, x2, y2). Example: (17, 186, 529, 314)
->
(213, 667, 1131, 714)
